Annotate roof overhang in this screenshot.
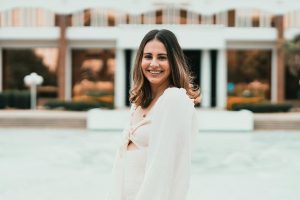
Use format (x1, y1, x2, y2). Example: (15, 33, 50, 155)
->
(1, 0, 300, 15)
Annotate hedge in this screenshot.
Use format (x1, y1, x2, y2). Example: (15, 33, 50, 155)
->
(232, 102, 293, 113)
(0, 90, 30, 109)
(44, 100, 114, 111)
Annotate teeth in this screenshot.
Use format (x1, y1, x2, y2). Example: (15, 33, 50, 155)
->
(149, 70, 161, 74)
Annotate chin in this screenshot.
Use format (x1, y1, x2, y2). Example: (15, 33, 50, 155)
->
(148, 79, 167, 86)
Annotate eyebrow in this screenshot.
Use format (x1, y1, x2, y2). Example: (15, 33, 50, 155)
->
(143, 53, 167, 56)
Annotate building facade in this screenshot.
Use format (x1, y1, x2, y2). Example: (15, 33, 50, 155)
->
(1, 0, 300, 109)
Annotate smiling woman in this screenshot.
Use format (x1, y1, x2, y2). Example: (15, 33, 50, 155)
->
(130, 29, 201, 108)
(105, 29, 201, 200)
(141, 40, 171, 88)
(139, 39, 171, 116)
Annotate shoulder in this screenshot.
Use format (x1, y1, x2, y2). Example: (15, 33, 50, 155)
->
(164, 87, 190, 100)
(163, 87, 194, 107)
(129, 103, 137, 114)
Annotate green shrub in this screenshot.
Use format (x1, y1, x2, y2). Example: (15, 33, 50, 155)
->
(4, 90, 15, 108)
(232, 102, 293, 113)
(44, 100, 114, 111)
(85, 90, 114, 97)
(0, 93, 6, 109)
(43, 100, 65, 109)
(13, 91, 30, 109)
(0, 90, 30, 109)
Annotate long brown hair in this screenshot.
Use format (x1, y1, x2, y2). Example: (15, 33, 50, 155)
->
(130, 29, 201, 108)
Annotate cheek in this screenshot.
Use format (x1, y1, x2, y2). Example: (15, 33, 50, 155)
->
(165, 64, 171, 75)
(141, 60, 148, 70)
(141, 64, 148, 77)
(141, 67, 147, 77)
(167, 68, 171, 76)
(166, 70, 171, 80)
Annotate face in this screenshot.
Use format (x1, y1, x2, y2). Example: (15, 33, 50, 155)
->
(141, 39, 171, 90)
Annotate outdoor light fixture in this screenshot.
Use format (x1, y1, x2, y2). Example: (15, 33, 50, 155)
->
(24, 72, 44, 110)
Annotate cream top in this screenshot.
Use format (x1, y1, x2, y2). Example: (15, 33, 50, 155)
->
(125, 106, 151, 149)
(106, 87, 199, 200)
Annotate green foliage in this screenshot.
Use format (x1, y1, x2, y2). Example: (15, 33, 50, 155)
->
(44, 100, 114, 111)
(228, 50, 271, 84)
(4, 49, 57, 90)
(14, 91, 31, 109)
(284, 36, 300, 77)
(0, 90, 30, 109)
(232, 102, 293, 113)
(0, 93, 6, 109)
(85, 90, 114, 97)
(284, 34, 300, 100)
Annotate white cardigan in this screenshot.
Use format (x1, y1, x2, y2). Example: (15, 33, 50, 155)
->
(106, 87, 198, 200)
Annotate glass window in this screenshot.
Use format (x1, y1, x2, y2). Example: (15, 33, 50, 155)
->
(2, 48, 58, 103)
(71, 49, 115, 107)
(227, 50, 272, 108)
(285, 50, 300, 100)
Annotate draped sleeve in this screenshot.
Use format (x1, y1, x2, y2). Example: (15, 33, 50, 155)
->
(105, 104, 136, 200)
(135, 88, 198, 200)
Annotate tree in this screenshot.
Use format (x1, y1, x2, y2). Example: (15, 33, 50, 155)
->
(284, 34, 300, 99)
(4, 49, 57, 90)
(285, 34, 300, 77)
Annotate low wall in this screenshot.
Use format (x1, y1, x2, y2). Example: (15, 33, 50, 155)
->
(87, 108, 254, 132)
(197, 110, 253, 131)
(87, 109, 130, 131)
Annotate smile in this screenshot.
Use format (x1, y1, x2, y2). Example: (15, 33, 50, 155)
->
(148, 70, 163, 74)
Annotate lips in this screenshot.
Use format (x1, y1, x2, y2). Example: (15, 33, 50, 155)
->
(147, 70, 163, 74)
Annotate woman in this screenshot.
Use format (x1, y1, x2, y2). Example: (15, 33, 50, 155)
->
(106, 29, 200, 200)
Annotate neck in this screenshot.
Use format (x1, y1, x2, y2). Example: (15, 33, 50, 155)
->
(151, 82, 170, 99)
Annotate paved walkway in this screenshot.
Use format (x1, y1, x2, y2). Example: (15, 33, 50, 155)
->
(0, 109, 87, 129)
(0, 109, 300, 130)
(0, 109, 86, 118)
(254, 112, 300, 130)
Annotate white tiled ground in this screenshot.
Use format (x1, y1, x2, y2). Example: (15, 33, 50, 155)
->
(0, 128, 299, 200)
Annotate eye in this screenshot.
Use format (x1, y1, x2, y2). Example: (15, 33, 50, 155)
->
(143, 54, 152, 59)
(158, 56, 167, 60)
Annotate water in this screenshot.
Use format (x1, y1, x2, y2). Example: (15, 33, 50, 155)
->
(0, 128, 299, 200)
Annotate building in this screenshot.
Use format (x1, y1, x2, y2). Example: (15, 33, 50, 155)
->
(1, 0, 300, 109)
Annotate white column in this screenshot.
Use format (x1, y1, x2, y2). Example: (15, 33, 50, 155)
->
(90, 9, 96, 26)
(292, 11, 296, 27)
(200, 50, 211, 108)
(297, 11, 300, 27)
(32, 8, 37, 26)
(65, 47, 72, 101)
(116, 12, 126, 25)
(216, 48, 227, 109)
(271, 48, 277, 103)
(0, 47, 2, 92)
(101, 10, 108, 26)
(187, 11, 198, 24)
(129, 14, 141, 25)
(222, 11, 228, 26)
(7, 9, 12, 26)
(202, 15, 213, 25)
(0, 11, 3, 26)
(114, 49, 126, 108)
(131, 50, 137, 87)
(25, 8, 30, 27)
(174, 7, 180, 24)
(144, 11, 154, 24)
(162, 9, 167, 24)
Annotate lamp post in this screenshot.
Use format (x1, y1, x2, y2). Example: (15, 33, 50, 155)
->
(24, 72, 43, 110)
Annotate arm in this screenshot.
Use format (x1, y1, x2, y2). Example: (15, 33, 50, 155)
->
(135, 88, 197, 200)
(105, 103, 136, 200)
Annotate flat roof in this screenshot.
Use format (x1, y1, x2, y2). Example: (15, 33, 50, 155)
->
(1, 0, 300, 15)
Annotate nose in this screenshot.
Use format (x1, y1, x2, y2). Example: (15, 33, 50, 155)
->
(150, 59, 159, 67)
